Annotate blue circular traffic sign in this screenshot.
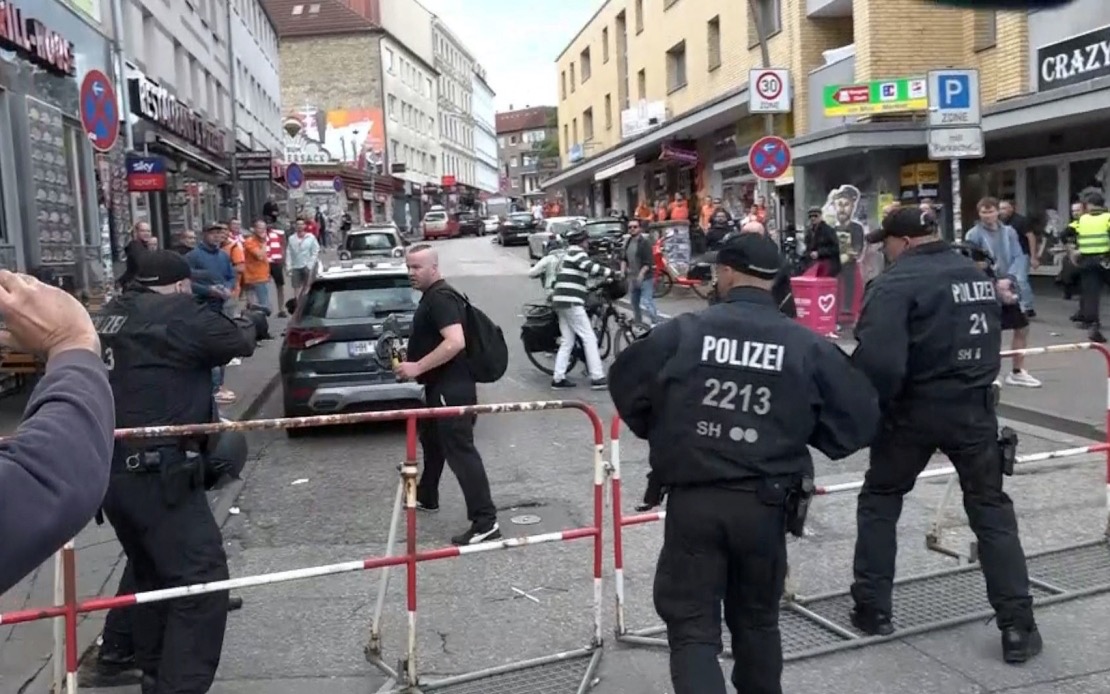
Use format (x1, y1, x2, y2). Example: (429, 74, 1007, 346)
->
(286, 163, 304, 189)
(332, 176, 344, 192)
(748, 135, 792, 181)
(79, 69, 119, 153)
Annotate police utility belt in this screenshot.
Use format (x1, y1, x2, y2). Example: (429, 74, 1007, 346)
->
(641, 475, 815, 538)
(111, 443, 202, 474)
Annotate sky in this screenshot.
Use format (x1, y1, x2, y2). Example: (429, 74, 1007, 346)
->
(417, 0, 603, 112)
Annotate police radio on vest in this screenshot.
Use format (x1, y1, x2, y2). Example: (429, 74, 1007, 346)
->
(951, 281, 996, 304)
(700, 337, 785, 373)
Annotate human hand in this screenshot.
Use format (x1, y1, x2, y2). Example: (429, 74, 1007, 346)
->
(0, 271, 99, 359)
(394, 361, 422, 381)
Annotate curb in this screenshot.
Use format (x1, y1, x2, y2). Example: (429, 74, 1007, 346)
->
(42, 370, 282, 690)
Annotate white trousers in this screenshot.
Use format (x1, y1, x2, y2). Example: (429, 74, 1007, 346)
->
(553, 304, 605, 381)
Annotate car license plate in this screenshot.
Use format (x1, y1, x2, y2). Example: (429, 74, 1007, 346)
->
(348, 341, 373, 357)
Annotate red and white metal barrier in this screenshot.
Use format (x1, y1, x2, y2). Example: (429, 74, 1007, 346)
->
(6, 400, 607, 694)
(607, 342, 1110, 650)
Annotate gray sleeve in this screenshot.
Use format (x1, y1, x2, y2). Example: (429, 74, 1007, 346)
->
(0, 349, 115, 593)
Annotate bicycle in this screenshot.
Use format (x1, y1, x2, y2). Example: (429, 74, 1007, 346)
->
(521, 280, 633, 376)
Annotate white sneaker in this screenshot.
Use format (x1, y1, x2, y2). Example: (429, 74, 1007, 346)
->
(1005, 370, 1042, 388)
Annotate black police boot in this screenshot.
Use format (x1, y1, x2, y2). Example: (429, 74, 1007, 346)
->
(1001, 625, 1043, 664)
(1090, 326, 1107, 344)
(78, 650, 142, 688)
(849, 605, 894, 636)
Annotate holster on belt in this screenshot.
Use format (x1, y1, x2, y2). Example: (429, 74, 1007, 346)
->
(781, 477, 815, 538)
(997, 426, 1019, 477)
(160, 451, 203, 507)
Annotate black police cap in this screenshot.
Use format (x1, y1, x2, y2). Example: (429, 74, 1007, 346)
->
(865, 207, 939, 244)
(135, 250, 192, 286)
(704, 232, 781, 280)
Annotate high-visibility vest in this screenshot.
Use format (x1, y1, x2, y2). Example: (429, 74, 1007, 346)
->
(1076, 211, 1110, 255)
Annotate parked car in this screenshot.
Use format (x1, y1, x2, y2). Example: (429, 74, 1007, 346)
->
(421, 207, 457, 240)
(457, 211, 485, 236)
(483, 216, 501, 234)
(498, 212, 537, 246)
(527, 216, 587, 259)
(580, 218, 627, 254)
(280, 258, 423, 436)
(339, 225, 409, 261)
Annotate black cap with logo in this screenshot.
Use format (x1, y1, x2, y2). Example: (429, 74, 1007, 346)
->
(865, 207, 939, 244)
(704, 233, 782, 280)
(135, 250, 192, 286)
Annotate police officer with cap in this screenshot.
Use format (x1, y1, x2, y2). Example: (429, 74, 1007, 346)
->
(609, 233, 880, 694)
(95, 250, 257, 693)
(849, 207, 1042, 663)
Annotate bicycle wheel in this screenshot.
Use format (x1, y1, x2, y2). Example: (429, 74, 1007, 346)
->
(594, 309, 613, 360)
(524, 340, 579, 377)
(653, 272, 673, 298)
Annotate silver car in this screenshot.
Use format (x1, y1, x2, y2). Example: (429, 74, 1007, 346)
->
(339, 225, 408, 261)
(527, 216, 587, 259)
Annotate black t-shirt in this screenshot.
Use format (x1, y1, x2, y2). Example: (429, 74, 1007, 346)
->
(408, 280, 471, 386)
(1008, 213, 1032, 256)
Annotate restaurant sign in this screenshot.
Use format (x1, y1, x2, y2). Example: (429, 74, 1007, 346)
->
(128, 75, 225, 158)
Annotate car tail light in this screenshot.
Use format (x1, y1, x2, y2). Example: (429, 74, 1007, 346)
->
(285, 327, 330, 349)
(287, 385, 316, 401)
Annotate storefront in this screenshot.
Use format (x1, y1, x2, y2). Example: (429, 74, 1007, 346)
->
(0, 0, 112, 293)
(126, 66, 231, 245)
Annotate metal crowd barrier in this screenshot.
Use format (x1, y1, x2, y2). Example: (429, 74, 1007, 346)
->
(607, 343, 1110, 655)
(1, 400, 607, 694)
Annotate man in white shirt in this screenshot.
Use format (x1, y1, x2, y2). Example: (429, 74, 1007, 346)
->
(286, 219, 321, 297)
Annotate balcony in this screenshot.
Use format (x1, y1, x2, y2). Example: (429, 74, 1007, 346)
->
(806, 0, 852, 18)
(807, 51, 856, 135)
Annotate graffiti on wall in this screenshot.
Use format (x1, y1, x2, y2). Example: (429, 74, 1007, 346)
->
(285, 105, 386, 172)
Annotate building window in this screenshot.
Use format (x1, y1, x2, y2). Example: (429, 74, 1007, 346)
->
(666, 42, 687, 93)
(510, 156, 518, 167)
(748, 0, 781, 48)
(973, 11, 997, 52)
(572, 118, 578, 144)
(635, 0, 643, 34)
(602, 27, 610, 63)
(583, 107, 594, 140)
(563, 124, 569, 151)
(385, 47, 395, 73)
(570, 64, 576, 92)
(561, 71, 567, 99)
(707, 16, 721, 71)
(580, 48, 592, 83)
(664, 0, 679, 9)
(604, 94, 612, 129)
(637, 68, 646, 100)
(388, 95, 397, 119)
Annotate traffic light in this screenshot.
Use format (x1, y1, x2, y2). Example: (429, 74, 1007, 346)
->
(933, 0, 1073, 6)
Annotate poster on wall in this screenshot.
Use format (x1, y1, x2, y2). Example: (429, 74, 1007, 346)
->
(294, 106, 386, 172)
(820, 184, 872, 323)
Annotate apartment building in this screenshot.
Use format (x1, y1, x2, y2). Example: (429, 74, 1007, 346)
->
(544, 0, 1110, 247)
(432, 17, 478, 193)
(496, 107, 560, 202)
(473, 66, 501, 194)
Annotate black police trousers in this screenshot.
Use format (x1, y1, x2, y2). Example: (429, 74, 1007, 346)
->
(654, 486, 788, 694)
(1077, 255, 1110, 326)
(102, 470, 229, 693)
(415, 379, 497, 527)
(851, 400, 1034, 629)
(100, 563, 136, 658)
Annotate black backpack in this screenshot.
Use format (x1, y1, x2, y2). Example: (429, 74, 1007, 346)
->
(437, 285, 508, 383)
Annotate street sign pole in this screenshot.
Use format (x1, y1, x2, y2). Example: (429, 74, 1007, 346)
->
(927, 69, 982, 242)
(748, 0, 776, 235)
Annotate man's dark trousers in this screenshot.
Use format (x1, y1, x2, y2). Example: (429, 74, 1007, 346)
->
(654, 486, 788, 694)
(415, 379, 497, 527)
(851, 398, 1034, 628)
(103, 470, 229, 693)
(1077, 255, 1110, 325)
(100, 564, 136, 659)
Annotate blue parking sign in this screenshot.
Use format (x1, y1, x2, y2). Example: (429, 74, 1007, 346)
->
(938, 74, 971, 109)
(927, 69, 980, 127)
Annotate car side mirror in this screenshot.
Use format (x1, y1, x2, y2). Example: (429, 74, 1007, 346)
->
(338, 250, 352, 260)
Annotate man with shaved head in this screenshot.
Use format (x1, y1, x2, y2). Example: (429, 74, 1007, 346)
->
(398, 244, 500, 545)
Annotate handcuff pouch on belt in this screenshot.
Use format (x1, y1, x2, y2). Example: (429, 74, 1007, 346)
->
(783, 477, 815, 538)
(118, 444, 203, 506)
(997, 426, 1019, 477)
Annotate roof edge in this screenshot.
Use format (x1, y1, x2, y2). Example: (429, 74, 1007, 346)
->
(554, 0, 612, 63)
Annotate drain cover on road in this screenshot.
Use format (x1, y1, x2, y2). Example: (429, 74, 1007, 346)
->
(510, 514, 542, 525)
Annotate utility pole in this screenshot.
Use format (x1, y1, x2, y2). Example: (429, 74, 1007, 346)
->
(747, 0, 776, 232)
(109, 0, 135, 221)
(225, 0, 241, 217)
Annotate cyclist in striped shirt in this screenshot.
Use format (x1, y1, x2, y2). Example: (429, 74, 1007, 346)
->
(551, 227, 613, 390)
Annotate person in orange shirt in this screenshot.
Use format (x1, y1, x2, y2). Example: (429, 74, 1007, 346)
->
(635, 200, 653, 223)
(669, 193, 690, 221)
(242, 219, 273, 312)
(220, 224, 246, 302)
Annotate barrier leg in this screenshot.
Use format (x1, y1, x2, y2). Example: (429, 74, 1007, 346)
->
(609, 418, 627, 638)
(592, 436, 606, 649)
(52, 549, 64, 694)
(366, 474, 405, 663)
(401, 416, 420, 688)
(62, 542, 78, 694)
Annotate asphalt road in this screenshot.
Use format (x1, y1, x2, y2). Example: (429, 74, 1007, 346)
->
(87, 237, 1110, 694)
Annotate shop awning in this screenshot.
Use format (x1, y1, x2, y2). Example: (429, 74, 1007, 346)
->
(154, 136, 231, 177)
(982, 75, 1110, 137)
(594, 156, 637, 182)
(542, 85, 750, 190)
(786, 122, 926, 165)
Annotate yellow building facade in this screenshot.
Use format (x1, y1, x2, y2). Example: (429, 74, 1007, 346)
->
(545, 0, 1110, 254)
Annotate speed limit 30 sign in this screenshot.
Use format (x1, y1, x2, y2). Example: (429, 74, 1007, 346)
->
(749, 68, 792, 114)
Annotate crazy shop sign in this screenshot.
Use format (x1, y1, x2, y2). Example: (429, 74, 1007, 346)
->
(128, 76, 225, 157)
(1037, 25, 1110, 92)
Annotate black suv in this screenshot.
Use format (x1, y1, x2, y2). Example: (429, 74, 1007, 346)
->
(499, 212, 536, 246)
(457, 211, 485, 236)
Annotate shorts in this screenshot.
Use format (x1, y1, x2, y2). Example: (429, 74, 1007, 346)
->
(290, 267, 310, 290)
(270, 261, 285, 287)
(1000, 303, 1029, 331)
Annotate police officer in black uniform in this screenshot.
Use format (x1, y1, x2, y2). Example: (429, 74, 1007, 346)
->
(95, 250, 257, 693)
(609, 233, 881, 694)
(849, 207, 1042, 663)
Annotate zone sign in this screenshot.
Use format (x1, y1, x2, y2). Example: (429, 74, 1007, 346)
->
(749, 68, 791, 114)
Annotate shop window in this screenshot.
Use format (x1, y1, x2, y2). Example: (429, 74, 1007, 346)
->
(1070, 158, 1110, 204)
(1024, 165, 1058, 229)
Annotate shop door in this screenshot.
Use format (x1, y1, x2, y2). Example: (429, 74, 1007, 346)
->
(1024, 165, 1062, 277)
